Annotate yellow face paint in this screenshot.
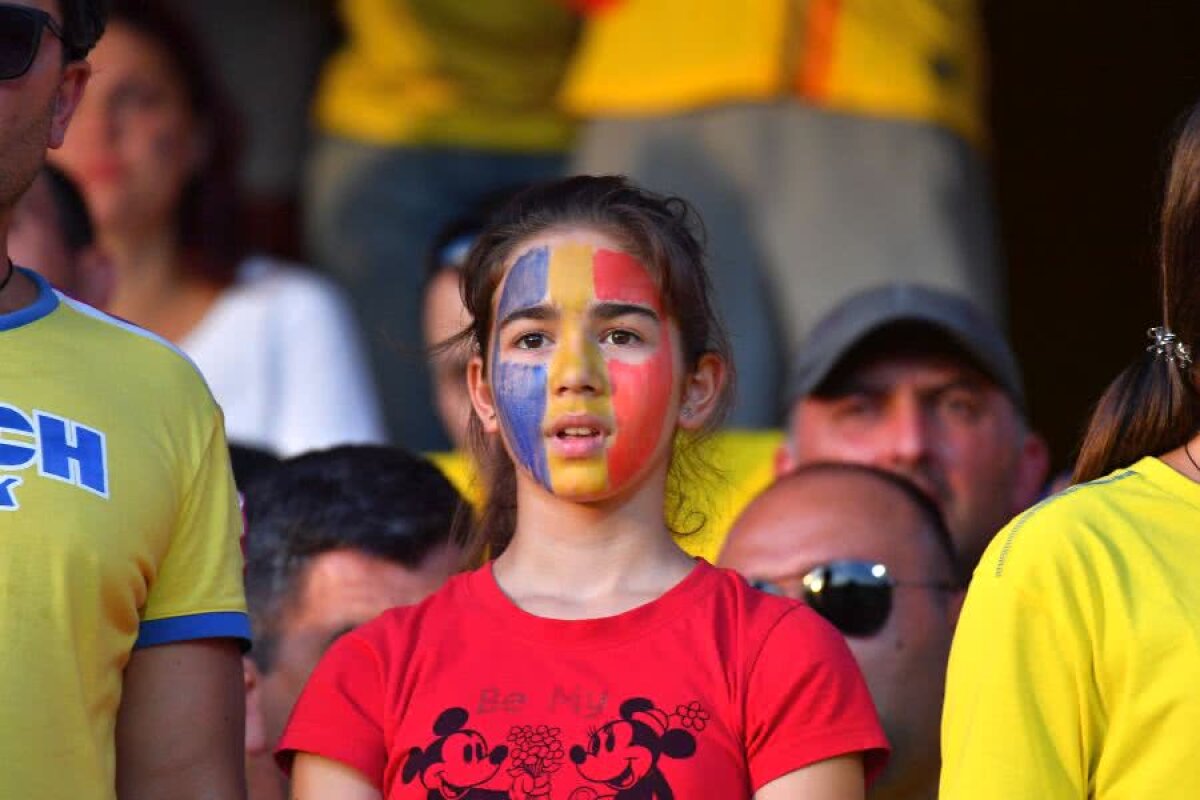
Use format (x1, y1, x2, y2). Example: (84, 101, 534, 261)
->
(543, 242, 615, 496)
(490, 240, 676, 499)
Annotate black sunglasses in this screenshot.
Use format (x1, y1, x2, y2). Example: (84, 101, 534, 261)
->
(750, 560, 959, 638)
(0, 4, 66, 81)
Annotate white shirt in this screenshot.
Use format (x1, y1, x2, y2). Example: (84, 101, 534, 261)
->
(182, 257, 386, 456)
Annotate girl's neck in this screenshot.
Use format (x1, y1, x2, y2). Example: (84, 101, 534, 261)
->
(492, 467, 696, 619)
(103, 227, 221, 342)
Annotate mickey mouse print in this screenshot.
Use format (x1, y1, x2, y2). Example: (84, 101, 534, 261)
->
(400, 698, 706, 800)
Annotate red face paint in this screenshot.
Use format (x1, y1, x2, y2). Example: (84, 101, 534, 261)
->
(591, 249, 675, 490)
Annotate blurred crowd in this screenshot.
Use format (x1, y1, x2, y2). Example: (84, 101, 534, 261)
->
(5, 1, 1200, 799)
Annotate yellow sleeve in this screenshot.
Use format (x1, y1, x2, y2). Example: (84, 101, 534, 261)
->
(940, 510, 1099, 798)
(136, 411, 250, 648)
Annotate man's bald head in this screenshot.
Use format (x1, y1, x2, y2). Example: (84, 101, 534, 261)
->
(722, 463, 961, 588)
(721, 463, 964, 800)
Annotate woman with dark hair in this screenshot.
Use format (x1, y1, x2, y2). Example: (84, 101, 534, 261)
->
(940, 103, 1200, 798)
(277, 176, 888, 799)
(51, 0, 384, 456)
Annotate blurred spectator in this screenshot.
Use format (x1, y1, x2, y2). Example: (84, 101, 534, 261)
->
(564, 0, 1001, 423)
(304, 0, 579, 452)
(165, 0, 328, 258)
(51, 0, 384, 456)
(720, 463, 964, 800)
(8, 165, 112, 307)
(421, 192, 516, 453)
(776, 284, 1049, 569)
(241, 445, 463, 800)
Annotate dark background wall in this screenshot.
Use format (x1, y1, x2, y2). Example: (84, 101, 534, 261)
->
(987, 2, 1200, 468)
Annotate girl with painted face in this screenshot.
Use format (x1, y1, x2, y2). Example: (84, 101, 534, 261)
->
(279, 177, 889, 800)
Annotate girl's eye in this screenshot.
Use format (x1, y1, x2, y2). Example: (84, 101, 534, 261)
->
(602, 329, 642, 346)
(515, 332, 548, 350)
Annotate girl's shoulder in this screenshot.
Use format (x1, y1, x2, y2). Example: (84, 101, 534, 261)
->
(692, 563, 852, 666)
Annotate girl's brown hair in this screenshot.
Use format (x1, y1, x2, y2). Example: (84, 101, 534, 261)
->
(1074, 102, 1200, 482)
(454, 175, 736, 563)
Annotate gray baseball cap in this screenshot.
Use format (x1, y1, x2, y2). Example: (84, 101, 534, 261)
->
(788, 284, 1026, 412)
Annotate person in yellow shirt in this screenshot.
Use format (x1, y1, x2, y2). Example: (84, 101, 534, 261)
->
(1, 2, 249, 797)
(564, 0, 1000, 428)
(306, 0, 580, 453)
(940, 99, 1200, 798)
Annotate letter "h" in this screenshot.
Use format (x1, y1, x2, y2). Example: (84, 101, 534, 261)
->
(36, 413, 108, 497)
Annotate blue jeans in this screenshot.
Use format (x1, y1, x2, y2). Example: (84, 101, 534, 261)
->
(305, 135, 565, 452)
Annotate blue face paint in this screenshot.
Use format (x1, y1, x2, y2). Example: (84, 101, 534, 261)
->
(492, 247, 550, 487)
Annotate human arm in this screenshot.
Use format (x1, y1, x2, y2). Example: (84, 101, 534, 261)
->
(276, 629, 389, 792)
(290, 753, 382, 800)
(115, 639, 246, 800)
(117, 401, 251, 798)
(755, 753, 864, 800)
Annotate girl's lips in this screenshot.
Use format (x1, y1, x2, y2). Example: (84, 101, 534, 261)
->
(547, 429, 608, 459)
(544, 415, 612, 459)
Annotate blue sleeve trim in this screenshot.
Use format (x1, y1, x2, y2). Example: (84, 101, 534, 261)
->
(135, 611, 253, 651)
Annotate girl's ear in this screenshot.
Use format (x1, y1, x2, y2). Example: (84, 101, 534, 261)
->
(678, 353, 725, 431)
(467, 355, 500, 434)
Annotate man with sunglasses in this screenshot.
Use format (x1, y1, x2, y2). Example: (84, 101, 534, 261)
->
(776, 284, 1050, 571)
(720, 462, 965, 800)
(1, 3, 250, 799)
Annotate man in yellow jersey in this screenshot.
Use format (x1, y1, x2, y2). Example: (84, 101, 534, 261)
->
(0, 2, 251, 798)
(721, 463, 965, 800)
(776, 284, 1049, 570)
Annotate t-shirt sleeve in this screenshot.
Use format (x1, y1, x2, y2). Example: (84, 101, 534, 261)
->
(745, 606, 890, 791)
(940, 509, 1096, 799)
(276, 630, 388, 788)
(136, 410, 250, 648)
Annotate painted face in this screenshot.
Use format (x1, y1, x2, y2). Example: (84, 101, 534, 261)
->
(490, 242, 675, 498)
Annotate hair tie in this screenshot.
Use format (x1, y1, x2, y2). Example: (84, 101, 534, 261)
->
(1147, 326, 1194, 368)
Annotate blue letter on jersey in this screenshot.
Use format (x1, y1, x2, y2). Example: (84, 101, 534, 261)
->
(37, 412, 108, 497)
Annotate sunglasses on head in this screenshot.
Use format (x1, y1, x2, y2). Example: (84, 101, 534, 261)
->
(750, 560, 959, 638)
(0, 4, 66, 81)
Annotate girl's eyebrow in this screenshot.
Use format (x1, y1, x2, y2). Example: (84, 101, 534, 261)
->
(498, 304, 556, 329)
(592, 301, 660, 322)
(498, 301, 659, 329)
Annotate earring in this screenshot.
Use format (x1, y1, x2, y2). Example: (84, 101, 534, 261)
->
(681, 407, 694, 419)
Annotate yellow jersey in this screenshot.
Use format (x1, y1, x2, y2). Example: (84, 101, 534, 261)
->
(941, 456, 1200, 798)
(315, 0, 578, 151)
(0, 270, 250, 799)
(562, 0, 985, 147)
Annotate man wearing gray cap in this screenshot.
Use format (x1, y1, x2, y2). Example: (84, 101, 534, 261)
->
(776, 284, 1050, 569)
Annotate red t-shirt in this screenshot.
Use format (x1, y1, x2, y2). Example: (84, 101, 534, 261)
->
(278, 560, 888, 798)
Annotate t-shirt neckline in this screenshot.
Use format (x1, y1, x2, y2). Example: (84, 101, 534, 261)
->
(1133, 455, 1200, 512)
(465, 558, 716, 649)
(0, 268, 59, 332)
